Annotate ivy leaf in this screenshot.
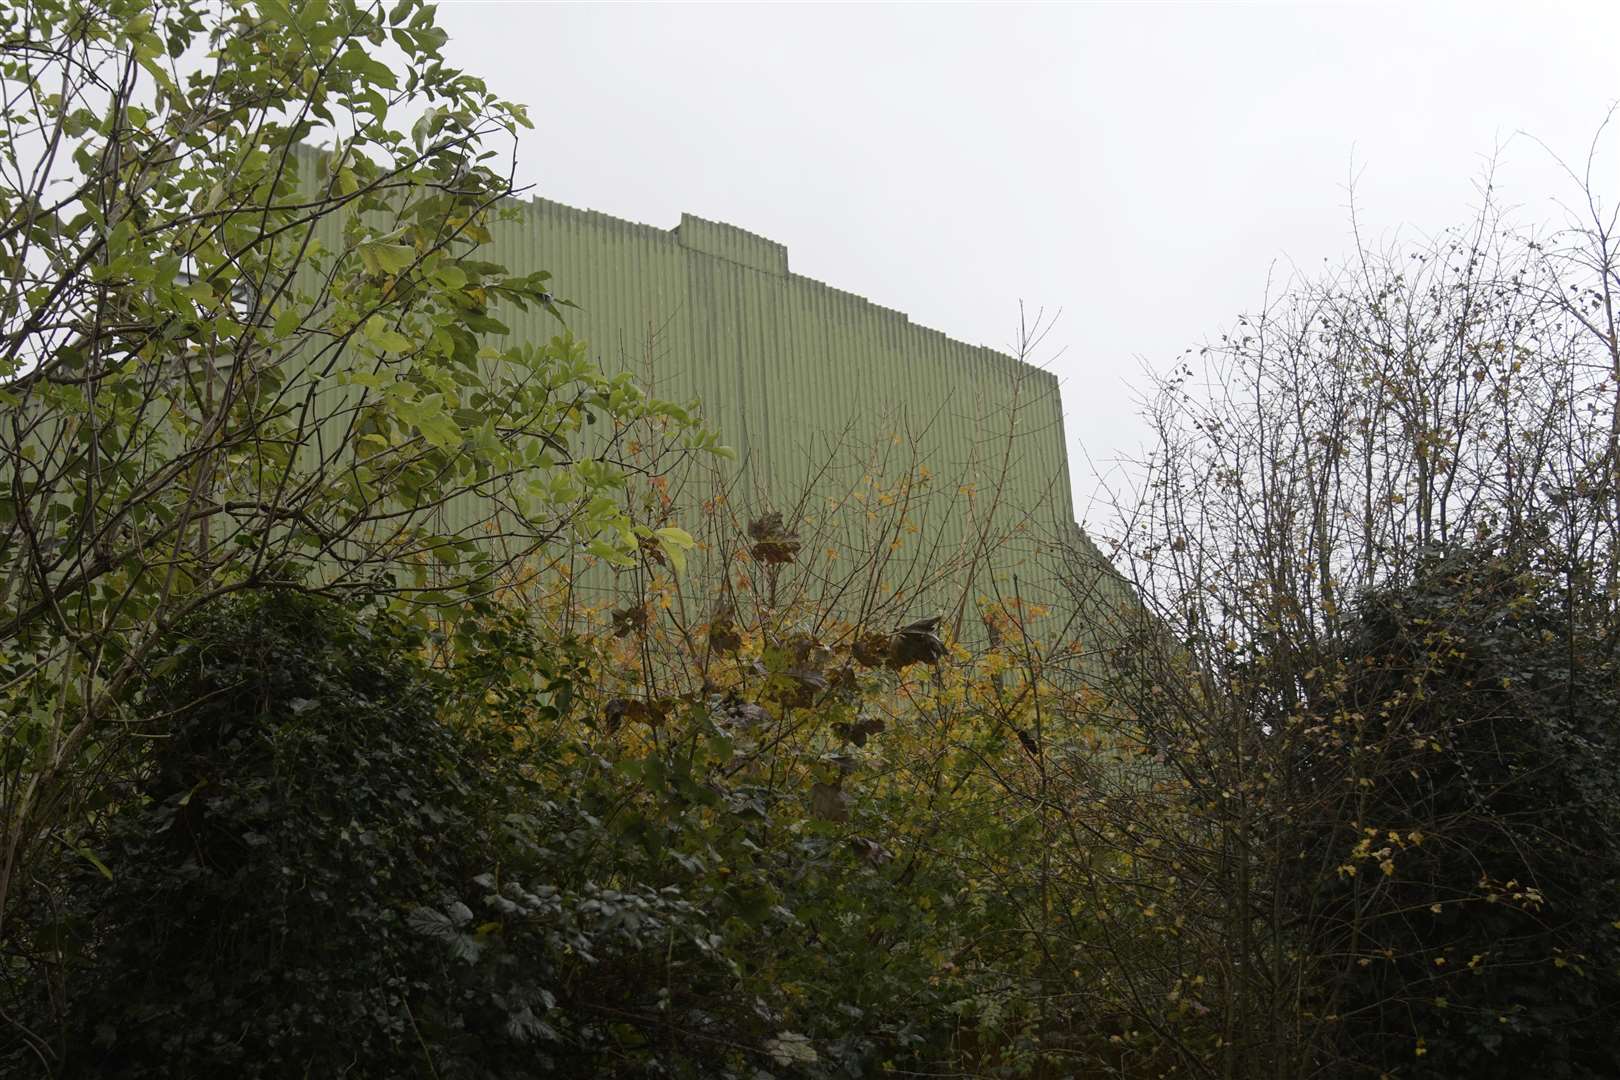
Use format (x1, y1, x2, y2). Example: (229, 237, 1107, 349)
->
(766, 1032, 819, 1066)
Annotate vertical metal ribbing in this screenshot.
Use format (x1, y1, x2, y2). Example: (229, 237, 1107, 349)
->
(428, 190, 1093, 622)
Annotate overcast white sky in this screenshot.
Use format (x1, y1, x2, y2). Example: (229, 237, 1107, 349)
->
(435, 0, 1620, 520)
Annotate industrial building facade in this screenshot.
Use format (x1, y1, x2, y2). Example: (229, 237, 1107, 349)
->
(470, 192, 1102, 626)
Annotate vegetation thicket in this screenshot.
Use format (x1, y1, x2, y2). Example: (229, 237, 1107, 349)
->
(3, 1, 1618, 1077)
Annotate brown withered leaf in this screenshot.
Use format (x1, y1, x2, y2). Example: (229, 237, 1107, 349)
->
(786, 631, 832, 671)
(886, 615, 947, 670)
(832, 715, 885, 747)
(809, 781, 852, 822)
(747, 511, 802, 566)
(770, 666, 828, 710)
(611, 603, 649, 639)
(826, 752, 858, 776)
(851, 632, 892, 669)
(708, 604, 742, 654)
(789, 667, 829, 691)
(603, 696, 668, 730)
(713, 696, 769, 729)
(828, 664, 858, 695)
(851, 632, 892, 668)
(1015, 726, 1041, 761)
(848, 836, 894, 866)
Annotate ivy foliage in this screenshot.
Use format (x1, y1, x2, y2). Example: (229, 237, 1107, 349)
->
(53, 593, 489, 1077)
(1307, 549, 1620, 1078)
(32, 591, 996, 1078)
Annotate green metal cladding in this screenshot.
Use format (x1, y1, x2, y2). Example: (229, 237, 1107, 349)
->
(503, 199, 1066, 501)
(460, 190, 1118, 621)
(285, 133, 1120, 625)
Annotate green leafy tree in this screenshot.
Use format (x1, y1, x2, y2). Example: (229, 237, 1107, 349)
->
(0, 0, 712, 939)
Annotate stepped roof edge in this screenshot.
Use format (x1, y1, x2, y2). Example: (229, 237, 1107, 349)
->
(519, 192, 1056, 388)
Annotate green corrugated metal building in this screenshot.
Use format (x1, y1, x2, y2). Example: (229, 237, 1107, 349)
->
(459, 192, 1116, 628)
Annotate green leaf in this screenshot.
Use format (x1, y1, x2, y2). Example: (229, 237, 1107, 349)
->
(299, 0, 330, 28)
(273, 305, 302, 338)
(258, 0, 295, 28)
(415, 409, 462, 449)
(653, 526, 694, 575)
(340, 371, 390, 391)
(361, 314, 413, 355)
(431, 264, 468, 289)
(358, 241, 416, 276)
(74, 844, 114, 882)
(588, 538, 633, 566)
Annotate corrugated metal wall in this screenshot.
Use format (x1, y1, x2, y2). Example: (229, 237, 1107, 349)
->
(473, 194, 1092, 611)
(292, 144, 1125, 626)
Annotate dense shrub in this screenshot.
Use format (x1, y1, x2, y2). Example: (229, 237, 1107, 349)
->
(1307, 550, 1620, 1078)
(54, 594, 488, 1076)
(25, 592, 1018, 1079)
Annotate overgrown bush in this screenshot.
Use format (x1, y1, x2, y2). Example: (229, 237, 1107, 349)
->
(1306, 549, 1620, 1078)
(15, 583, 1055, 1078)
(49, 594, 488, 1076)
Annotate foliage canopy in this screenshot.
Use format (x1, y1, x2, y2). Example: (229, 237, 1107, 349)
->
(4, 2, 1620, 1078)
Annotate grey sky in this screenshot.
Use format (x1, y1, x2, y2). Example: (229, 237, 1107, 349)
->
(436, 0, 1620, 521)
